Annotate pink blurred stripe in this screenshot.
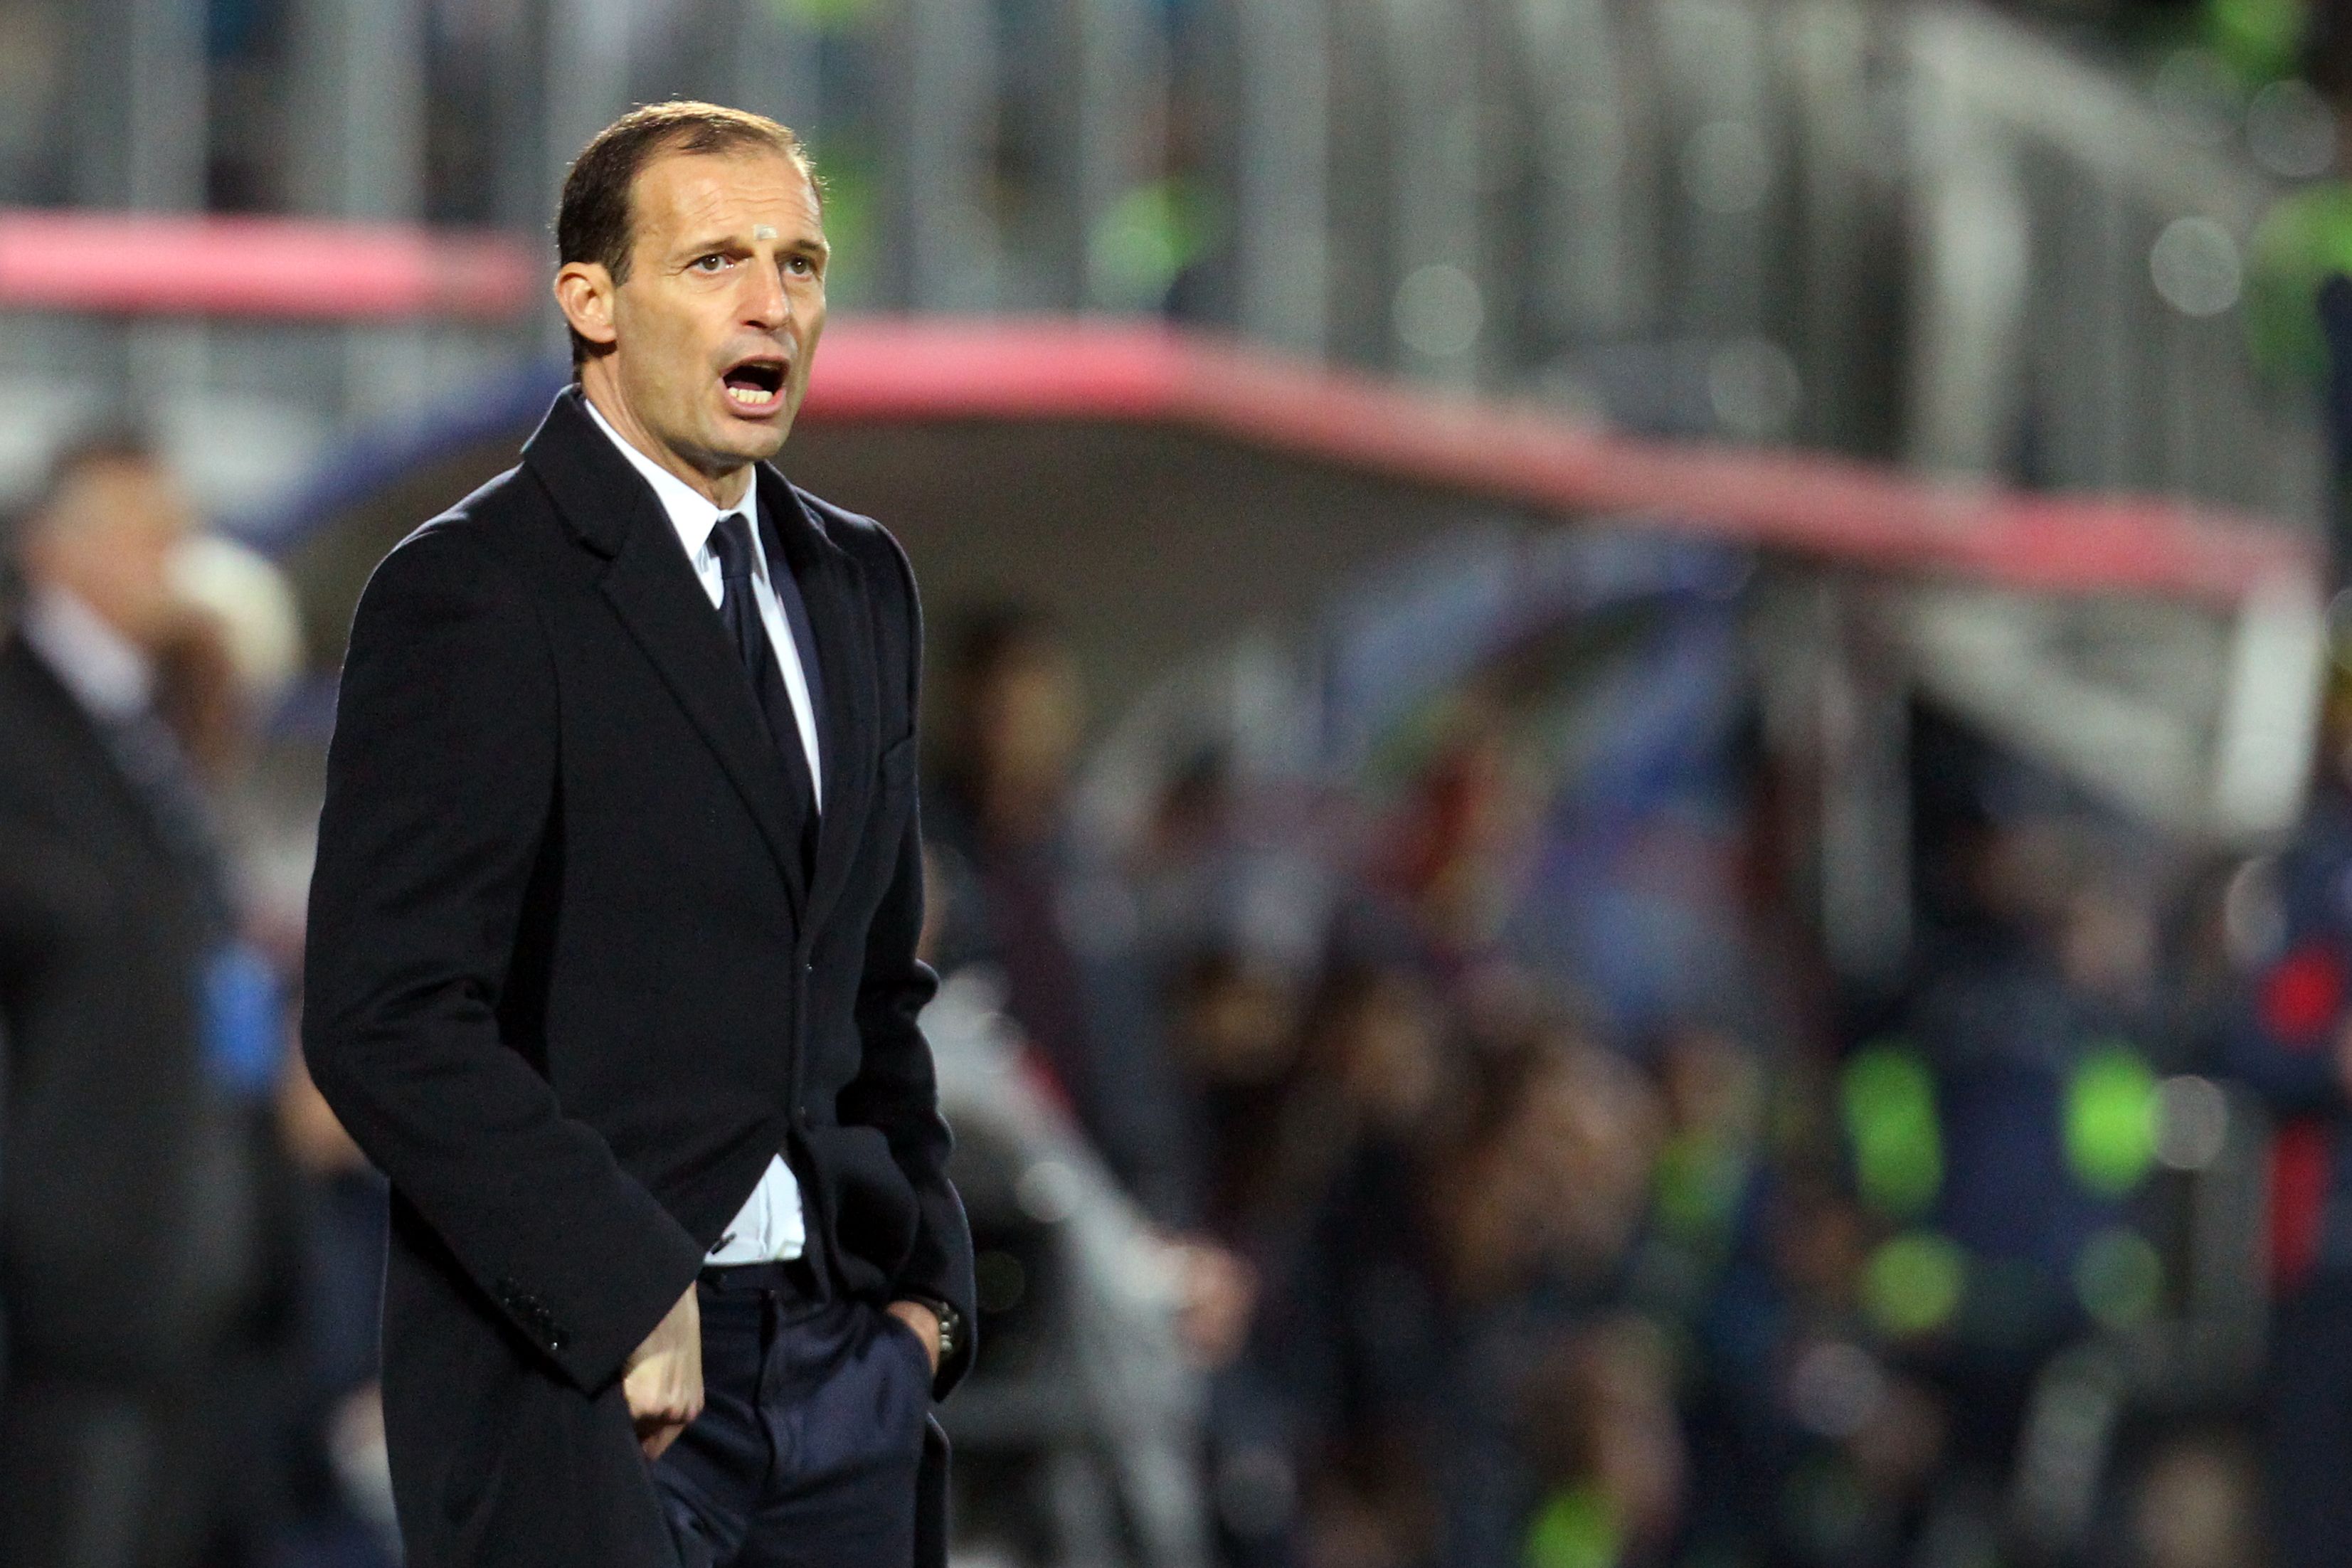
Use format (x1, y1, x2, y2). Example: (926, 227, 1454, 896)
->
(0, 208, 536, 320)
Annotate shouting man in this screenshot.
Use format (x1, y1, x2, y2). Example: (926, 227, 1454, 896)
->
(303, 102, 973, 1568)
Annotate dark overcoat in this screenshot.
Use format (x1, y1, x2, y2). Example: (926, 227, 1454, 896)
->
(0, 637, 248, 1383)
(302, 388, 976, 1568)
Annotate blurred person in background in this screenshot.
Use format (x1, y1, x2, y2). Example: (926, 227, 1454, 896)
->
(2221, 657, 2352, 1568)
(923, 608, 1258, 1358)
(0, 433, 289, 1568)
(927, 605, 1202, 1227)
(1863, 769, 2166, 1562)
(1276, 1023, 1665, 1568)
(1755, 1169, 1951, 1568)
(926, 608, 1290, 1567)
(1517, 1315, 1685, 1568)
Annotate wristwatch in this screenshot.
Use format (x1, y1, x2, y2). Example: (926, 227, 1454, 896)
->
(902, 1293, 962, 1366)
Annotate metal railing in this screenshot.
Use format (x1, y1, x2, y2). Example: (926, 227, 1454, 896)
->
(0, 0, 2324, 526)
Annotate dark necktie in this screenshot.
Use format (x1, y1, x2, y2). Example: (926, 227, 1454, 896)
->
(709, 511, 820, 870)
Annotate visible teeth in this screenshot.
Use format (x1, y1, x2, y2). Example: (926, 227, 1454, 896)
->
(728, 384, 775, 406)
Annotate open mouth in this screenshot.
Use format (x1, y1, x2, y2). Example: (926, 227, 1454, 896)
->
(721, 358, 788, 411)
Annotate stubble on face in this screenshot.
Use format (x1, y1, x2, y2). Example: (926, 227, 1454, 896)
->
(586, 147, 830, 507)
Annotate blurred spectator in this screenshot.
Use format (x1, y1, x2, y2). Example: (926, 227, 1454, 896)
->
(0, 433, 294, 1568)
(1889, 805, 2158, 1418)
(1268, 1026, 1666, 1568)
(1519, 1315, 1685, 1568)
(2222, 662, 2352, 1568)
(928, 604, 1200, 1226)
(906, 581, 2299, 1568)
(1756, 1171, 1951, 1568)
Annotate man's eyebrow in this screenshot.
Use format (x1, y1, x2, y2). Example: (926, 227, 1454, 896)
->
(670, 229, 830, 263)
(672, 233, 745, 260)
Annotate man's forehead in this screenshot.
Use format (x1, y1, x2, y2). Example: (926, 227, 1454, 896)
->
(632, 148, 820, 241)
(53, 460, 189, 526)
(70, 457, 170, 500)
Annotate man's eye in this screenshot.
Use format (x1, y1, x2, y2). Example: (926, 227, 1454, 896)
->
(692, 255, 729, 273)
(787, 257, 812, 276)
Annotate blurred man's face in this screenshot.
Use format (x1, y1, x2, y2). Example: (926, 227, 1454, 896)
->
(979, 650, 1086, 802)
(557, 144, 828, 505)
(22, 459, 194, 651)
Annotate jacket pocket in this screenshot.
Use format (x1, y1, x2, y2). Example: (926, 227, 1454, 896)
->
(802, 1123, 921, 1282)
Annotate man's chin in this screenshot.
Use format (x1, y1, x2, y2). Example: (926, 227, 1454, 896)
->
(710, 414, 792, 465)
(664, 401, 793, 482)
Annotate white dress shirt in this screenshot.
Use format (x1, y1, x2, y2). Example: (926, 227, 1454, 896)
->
(583, 395, 812, 1266)
(21, 583, 154, 722)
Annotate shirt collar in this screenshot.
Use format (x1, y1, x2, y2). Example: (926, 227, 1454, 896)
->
(20, 583, 154, 721)
(581, 392, 761, 566)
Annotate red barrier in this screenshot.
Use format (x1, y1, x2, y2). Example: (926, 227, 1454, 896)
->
(807, 318, 2319, 607)
(0, 209, 2315, 605)
(0, 209, 536, 320)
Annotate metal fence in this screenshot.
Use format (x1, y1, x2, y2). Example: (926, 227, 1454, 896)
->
(0, 0, 2324, 525)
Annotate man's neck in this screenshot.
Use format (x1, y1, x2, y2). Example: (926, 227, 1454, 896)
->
(578, 375, 751, 510)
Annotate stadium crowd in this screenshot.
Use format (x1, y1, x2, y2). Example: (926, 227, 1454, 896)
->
(911, 600, 2348, 1568)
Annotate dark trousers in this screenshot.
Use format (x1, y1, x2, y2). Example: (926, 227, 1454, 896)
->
(652, 1262, 931, 1568)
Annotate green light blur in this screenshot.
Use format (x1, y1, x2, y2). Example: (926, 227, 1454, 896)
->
(1091, 179, 1219, 307)
(1654, 1133, 1745, 1245)
(2248, 184, 2352, 384)
(2205, 0, 2306, 84)
(1863, 1231, 1966, 1339)
(2075, 1227, 2164, 1329)
(1525, 1484, 1623, 1568)
(2065, 1044, 2158, 1197)
(1841, 1045, 1942, 1221)
(772, 0, 879, 35)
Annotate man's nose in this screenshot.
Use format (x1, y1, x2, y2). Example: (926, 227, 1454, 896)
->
(743, 264, 791, 329)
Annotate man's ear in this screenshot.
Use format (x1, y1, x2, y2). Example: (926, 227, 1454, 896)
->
(553, 262, 619, 352)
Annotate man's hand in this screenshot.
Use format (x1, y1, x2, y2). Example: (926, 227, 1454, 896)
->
(885, 1298, 941, 1375)
(623, 1283, 703, 1461)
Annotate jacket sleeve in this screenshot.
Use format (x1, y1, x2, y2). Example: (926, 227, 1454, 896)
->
(302, 523, 705, 1395)
(837, 530, 978, 1396)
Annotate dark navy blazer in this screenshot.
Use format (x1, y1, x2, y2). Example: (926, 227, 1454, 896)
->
(303, 387, 974, 1568)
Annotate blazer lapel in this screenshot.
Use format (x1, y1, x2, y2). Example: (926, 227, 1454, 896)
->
(762, 470, 876, 940)
(522, 390, 811, 918)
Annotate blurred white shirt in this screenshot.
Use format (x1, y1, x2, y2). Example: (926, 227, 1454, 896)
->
(583, 393, 807, 1267)
(21, 583, 152, 721)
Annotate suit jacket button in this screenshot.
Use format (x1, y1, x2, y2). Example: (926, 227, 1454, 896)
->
(796, 1106, 812, 1126)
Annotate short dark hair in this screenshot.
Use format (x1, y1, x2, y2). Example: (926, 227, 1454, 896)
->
(556, 100, 819, 373)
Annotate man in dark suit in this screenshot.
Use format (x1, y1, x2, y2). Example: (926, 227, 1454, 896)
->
(0, 436, 267, 1567)
(302, 102, 975, 1568)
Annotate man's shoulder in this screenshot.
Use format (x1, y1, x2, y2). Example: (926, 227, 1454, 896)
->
(790, 482, 916, 592)
(371, 463, 563, 595)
